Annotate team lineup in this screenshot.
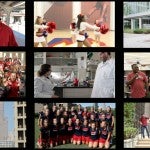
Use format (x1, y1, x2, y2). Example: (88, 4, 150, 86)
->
(36, 104, 115, 149)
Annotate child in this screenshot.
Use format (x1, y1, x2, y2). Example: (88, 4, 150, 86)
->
(37, 119, 50, 149)
(99, 120, 111, 149)
(73, 118, 82, 145)
(50, 118, 58, 148)
(58, 117, 67, 145)
(81, 119, 90, 145)
(66, 118, 74, 143)
(88, 122, 99, 148)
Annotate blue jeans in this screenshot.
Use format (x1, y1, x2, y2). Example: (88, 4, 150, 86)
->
(141, 125, 149, 138)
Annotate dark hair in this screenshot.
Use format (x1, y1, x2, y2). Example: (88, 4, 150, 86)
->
(131, 64, 138, 69)
(37, 64, 51, 77)
(77, 14, 84, 30)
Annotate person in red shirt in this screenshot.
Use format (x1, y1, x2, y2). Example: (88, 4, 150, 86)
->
(6, 73, 20, 97)
(139, 114, 150, 138)
(0, 19, 18, 46)
(126, 64, 149, 98)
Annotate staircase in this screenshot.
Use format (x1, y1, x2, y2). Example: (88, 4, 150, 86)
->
(135, 138, 150, 148)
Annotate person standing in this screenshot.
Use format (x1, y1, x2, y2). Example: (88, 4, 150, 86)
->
(0, 18, 18, 46)
(139, 114, 150, 138)
(91, 52, 115, 98)
(126, 64, 149, 98)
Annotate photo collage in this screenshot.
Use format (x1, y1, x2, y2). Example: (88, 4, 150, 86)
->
(0, 1, 150, 149)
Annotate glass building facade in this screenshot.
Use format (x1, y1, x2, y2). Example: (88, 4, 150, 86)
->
(124, 2, 150, 29)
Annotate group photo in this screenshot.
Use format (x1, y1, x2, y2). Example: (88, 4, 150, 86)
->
(34, 1, 115, 47)
(0, 52, 26, 98)
(35, 103, 116, 149)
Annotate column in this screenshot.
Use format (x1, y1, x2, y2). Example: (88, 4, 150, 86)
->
(139, 17, 142, 29)
(131, 18, 134, 29)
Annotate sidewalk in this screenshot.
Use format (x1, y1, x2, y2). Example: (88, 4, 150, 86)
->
(124, 33, 150, 48)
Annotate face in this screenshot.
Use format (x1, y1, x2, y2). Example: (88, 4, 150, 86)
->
(71, 107, 74, 111)
(91, 114, 95, 120)
(10, 73, 16, 81)
(43, 120, 48, 127)
(53, 106, 56, 111)
(76, 119, 79, 124)
(38, 17, 43, 24)
(45, 69, 51, 77)
(91, 123, 95, 129)
(57, 110, 60, 115)
(53, 119, 57, 125)
(45, 109, 49, 116)
(100, 52, 109, 62)
(101, 121, 106, 127)
(84, 120, 88, 126)
(107, 107, 111, 112)
(78, 104, 81, 109)
(60, 118, 64, 124)
(102, 114, 106, 120)
(68, 118, 72, 124)
(132, 64, 139, 73)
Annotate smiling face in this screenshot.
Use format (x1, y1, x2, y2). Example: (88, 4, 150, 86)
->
(10, 73, 16, 81)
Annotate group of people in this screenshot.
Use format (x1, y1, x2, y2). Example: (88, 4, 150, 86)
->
(37, 104, 115, 149)
(34, 13, 105, 47)
(0, 55, 25, 97)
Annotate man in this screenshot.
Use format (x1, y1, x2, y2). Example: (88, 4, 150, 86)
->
(91, 52, 115, 98)
(126, 64, 148, 98)
(139, 114, 150, 138)
(0, 18, 18, 46)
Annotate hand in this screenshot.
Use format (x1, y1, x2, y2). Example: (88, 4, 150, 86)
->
(134, 73, 138, 78)
(51, 95, 59, 98)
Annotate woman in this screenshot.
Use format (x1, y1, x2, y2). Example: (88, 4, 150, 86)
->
(6, 72, 21, 97)
(76, 14, 100, 47)
(34, 64, 70, 98)
(34, 16, 48, 47)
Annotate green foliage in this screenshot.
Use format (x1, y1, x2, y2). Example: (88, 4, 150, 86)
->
(124, 127, 138, 139)
(133, 29, 150, 34)
(124, 28, 133, 33)
(124, 103, 135, 127)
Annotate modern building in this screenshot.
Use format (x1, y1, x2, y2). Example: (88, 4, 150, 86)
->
(0, 141, 14, 147)
(124, 2, 150, 29)
(0, 102, 8, 140)
(14, 102, 26, 148)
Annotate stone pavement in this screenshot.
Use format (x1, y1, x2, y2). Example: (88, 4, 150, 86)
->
(124, 33, 150, 48)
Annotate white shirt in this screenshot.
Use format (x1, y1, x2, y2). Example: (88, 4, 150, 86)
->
(91, 58, 115, 98)
(34, 76, 61, 98)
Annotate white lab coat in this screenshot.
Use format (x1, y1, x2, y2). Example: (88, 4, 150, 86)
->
(34, 76, 61, 98)
(91, 58, 115, 98)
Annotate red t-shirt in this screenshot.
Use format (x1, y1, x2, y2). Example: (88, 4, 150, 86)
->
(0, 22, 18, 46)
(140, 116, 149, 126)
(7, 80, 19, 97)
(126, 71, 147, 98)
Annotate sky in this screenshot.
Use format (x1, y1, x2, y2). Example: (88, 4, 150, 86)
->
(4, 102, 14, 133)
(74, 103, 116, 108)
